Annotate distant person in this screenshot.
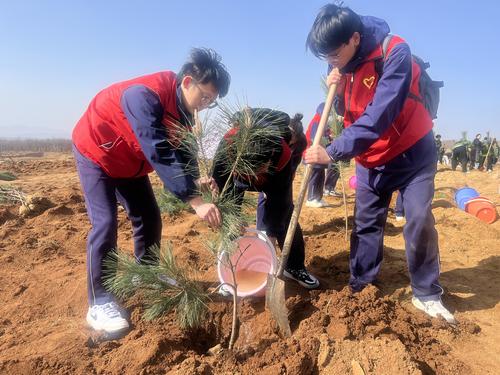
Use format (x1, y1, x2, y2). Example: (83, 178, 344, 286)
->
(435, 134, 444, 164)
(304, 102, 331, 208)
(324, 163, 342, 197)
(442, 149, 452, 166)
(451, 137, 470, 173)
(394, 191, 404, 221)
(214, 108, 320, 289)
(470, 133, 482, 169)
(305, 3, 455, 323)
(484, 137, 498, 172)
(72, 48, 230, 335)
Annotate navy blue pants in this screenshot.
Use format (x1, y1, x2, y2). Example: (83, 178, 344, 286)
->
(74, 146, 162, 305)
(350, 135, 442, 299)
(256, 191, 305, 270)
(307, 166, 326, 201)
(325, 165, 340, 191)
(394, 191, 404, 216)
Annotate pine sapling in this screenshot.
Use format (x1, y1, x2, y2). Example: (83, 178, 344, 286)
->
(103, 244, 209, 329)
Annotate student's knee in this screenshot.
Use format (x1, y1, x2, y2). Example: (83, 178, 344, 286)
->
(406, 208, 434, 229)
(91, 214, 118, 236)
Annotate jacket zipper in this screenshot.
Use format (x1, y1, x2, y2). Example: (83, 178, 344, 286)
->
(346, 73, 355, 124)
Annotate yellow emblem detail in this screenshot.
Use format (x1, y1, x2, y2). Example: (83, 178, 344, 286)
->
(363, 76, 375, 89)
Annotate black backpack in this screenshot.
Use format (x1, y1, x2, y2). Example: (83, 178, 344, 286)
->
(378, 35, 444, 120)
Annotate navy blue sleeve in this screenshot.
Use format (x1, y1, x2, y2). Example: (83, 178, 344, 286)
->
(121, 85, 198, 202)
(326, 43, 413, 161)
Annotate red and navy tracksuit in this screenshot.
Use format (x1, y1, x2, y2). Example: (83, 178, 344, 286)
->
(305, 103, 331, 201)
(73, 71, 198, 306)
(256, 130, 307, 246)
(304, 103, 341, 201)
(213, 126, 307, 271)
(325, 16, 442, 299)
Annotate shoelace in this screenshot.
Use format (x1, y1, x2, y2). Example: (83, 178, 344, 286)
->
(294, 269, 312, 280)
(424, 300, 449, 314)
(99, 302, 121, 318)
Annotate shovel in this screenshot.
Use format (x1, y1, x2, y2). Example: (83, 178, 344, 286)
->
(266, 75, 339, 337)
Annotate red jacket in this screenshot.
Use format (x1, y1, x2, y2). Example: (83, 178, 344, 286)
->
(341, 35, 433, 167)
(72, 71, 180, 178)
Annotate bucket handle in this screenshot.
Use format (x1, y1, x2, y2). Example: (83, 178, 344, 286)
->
(243, 228, 277, 253)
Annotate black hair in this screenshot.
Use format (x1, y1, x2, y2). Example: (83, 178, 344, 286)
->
(435, 134, 441, 138)
(306, 3, 362, 58)
(177, 48, 231, 97)
(229, 108, 290, 169)
(289, 113, 304, 135)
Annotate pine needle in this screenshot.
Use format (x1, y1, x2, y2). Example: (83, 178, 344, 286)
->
(102, 244, 210, 329)
(155, 188, 191, 216)
(0, 185, 26, 205)
(157, 100, 290, 346)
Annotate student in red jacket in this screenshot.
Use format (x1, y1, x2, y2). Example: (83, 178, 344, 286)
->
(213, 108, 319, 289)
(304, 4, 455, 323)
(72, 48, 230, 335)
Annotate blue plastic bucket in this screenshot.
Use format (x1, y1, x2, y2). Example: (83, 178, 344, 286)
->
(455, 187, 479, 210)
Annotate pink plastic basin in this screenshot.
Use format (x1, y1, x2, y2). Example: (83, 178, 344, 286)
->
(217, 229, 277, 297)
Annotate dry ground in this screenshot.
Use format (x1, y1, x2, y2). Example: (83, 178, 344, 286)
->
(0, 153, 499, 374)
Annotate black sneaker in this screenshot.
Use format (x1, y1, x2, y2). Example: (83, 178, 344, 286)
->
(283, 267, 320, 289)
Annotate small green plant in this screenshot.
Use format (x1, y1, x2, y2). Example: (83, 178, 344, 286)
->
(155, 188, 190, 216)
(104, 103, 283, 349)
(0, 171, 17, 181)
(103, 244, 209, 329)
(0, 185, 26, 205)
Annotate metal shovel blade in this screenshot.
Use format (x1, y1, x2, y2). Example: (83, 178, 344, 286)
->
(265, 273, 291, 337)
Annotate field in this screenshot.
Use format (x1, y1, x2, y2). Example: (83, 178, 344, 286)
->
(0, 152, 499, 374)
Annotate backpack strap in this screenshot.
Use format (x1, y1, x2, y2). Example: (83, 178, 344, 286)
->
(379, 34, 424, 104)
(381, 34, 393, 60)
(375, 34, 394, 78)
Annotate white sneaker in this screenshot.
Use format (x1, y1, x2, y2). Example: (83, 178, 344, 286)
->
(329, 190, 343, 197)
(412, 297, 456, 324)
(305, 199, 329, 208)
(86, 302, 130, 334)
(218, 284, 232, 297)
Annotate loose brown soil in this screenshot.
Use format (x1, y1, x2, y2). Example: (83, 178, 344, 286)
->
(0, 153, 499, 374)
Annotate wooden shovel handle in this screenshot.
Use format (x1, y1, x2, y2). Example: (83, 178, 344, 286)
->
(277, 75, 339, 277)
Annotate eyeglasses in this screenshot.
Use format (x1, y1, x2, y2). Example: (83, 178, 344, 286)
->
(194, 82, 218, 109)
(322, 43, 346, 61)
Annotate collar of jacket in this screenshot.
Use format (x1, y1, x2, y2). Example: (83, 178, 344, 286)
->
(175, 82, 193, 127)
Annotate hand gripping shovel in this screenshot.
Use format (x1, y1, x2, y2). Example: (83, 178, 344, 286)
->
(265, 77, 338, 337)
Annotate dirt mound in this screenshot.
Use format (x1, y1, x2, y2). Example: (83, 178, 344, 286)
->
(0, 207, 16, 225)
(0, 155, 499, 374)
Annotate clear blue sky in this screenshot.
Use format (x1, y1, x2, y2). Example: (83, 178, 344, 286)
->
(1, 0, 499, 140)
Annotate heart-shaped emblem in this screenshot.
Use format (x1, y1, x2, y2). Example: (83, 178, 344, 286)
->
(363, 76, 375, 89)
